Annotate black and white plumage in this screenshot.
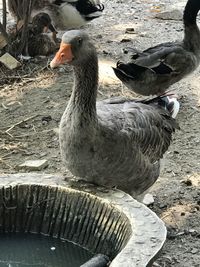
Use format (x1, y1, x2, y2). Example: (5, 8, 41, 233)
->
(50, 30, 179, 198)
(113, 0, 200, 96)
(8, 0, 104, 30)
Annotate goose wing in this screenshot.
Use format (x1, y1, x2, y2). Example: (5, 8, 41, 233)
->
(97, 97, 178, 163)
(122, 42, 189, 76)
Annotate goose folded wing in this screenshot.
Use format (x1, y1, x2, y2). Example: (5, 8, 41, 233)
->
(115, 45, 188, 79)
(98, 100, 177, 163)
(133, 46, 187, 75)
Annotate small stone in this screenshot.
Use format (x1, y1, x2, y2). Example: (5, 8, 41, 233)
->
(120, 38, 132, 43)
(181, 179, 192, 186)
(159, 203, 167, 209)
(58, 67, 65, 73)
(96, 34, 102, 39)
(102, 50, 109, 55)
(188, 229, 198, 236)
(0, 53, 21, 70)
(125, 27, 135, 34)
(17, 160, 48, 171)
(42, 115, 52, 124)
(188, 229, 195, 234)
(155, 10, 182, 21)
(142, 193, 154, 206)
(191, 248, 198, 254)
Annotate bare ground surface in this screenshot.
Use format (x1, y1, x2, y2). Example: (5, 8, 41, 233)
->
(0, 0, 200, 266)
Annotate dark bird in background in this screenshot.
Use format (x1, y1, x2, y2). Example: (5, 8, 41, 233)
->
(50, 30, 179, 199)
(11, 13, 58, 57)
(113, 0, 200, 96)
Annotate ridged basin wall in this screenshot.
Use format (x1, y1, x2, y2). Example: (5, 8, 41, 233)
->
(0, 174, 167, 266)
(0, 184, 131, 258)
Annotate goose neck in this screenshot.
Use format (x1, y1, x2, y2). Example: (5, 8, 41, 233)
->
(183, 1, 200, 53)
(183, 0, 200, 26)
(183, 23, 200, 54)
(69, 53, 98, 117)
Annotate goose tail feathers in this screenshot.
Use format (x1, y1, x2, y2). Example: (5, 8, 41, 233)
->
(140, 94, 180, 119)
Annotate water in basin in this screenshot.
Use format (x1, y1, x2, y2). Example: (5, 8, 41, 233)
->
(0, 233, 93, 267)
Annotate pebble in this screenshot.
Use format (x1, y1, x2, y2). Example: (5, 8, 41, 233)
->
(125, 27, 135, 34)
(17, 159, 48, 171)
(181, 179, 193, 186)
(191, 248, 198, 254)
(142, 193, 154, 206)
(154, 9, 182, 21)
(42, 115, 52, 124)
(159, 203, 167, 209)
(58, 67, 66, 73)
(120, 38, 132, 43)
(0, 53, 21, 70)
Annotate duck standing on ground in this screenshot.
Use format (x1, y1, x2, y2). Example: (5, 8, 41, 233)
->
(8, 0, 104, 30)
(50, 30, 179, 199)
(113, 0, 200, 96)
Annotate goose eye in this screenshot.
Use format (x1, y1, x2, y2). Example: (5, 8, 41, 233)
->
(77, 38, 82, 45)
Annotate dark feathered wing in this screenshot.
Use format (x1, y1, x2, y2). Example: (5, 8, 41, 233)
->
(115, 43, 188, 80)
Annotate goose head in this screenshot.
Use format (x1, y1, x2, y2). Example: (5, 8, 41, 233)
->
(32, 12, 57, 35)
(50, 30, 96, 68)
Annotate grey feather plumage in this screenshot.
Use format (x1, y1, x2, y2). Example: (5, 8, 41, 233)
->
(52, 30, 179, 198)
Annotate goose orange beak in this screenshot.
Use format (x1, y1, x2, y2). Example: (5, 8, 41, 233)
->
(50, 42, 74, 69)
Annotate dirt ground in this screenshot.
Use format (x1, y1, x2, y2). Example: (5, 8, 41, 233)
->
(0, 0, 200, 266)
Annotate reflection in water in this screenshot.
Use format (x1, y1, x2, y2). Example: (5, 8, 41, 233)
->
(0, 233, 93, 267)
